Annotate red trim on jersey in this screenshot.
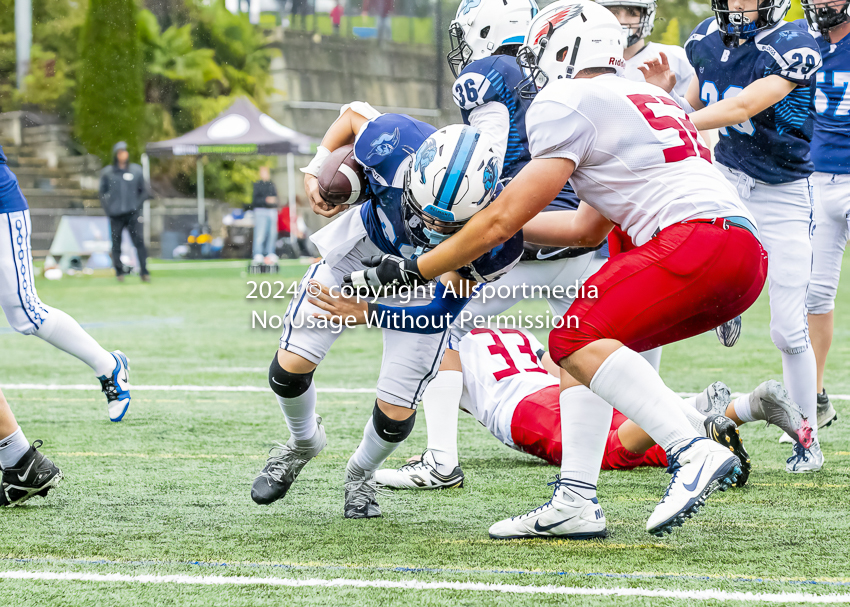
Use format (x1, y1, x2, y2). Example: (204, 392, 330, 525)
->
(549, 222, 768, 361)
(510, 396, 668, 469)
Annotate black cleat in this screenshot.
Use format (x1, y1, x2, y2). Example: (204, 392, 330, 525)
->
(251, 418, 327, 505)
(704, 415, 750, 488)
(1, 441, 63, 507)
(344, 463, 381, 519)
(817, 390, 838, 429)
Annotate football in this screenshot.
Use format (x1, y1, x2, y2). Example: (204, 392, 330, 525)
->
(317, 144, 368, 206)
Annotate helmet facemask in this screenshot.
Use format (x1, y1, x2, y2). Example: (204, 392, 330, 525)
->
(801, 0, 850, 41)
(712, 0, 789, 48)
(516, 38, 551, 98)
(401, 169, 468, 256)
(447, 22, 475, 78)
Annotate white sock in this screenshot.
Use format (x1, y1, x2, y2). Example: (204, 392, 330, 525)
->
(349, 416, 400, 472)
(640, 347, 663, 372)
(732, 395, 756, 423)
(558, 385, 613, 500)
(678, 400, 708, 436)
(782, 348, 818, 439)
(682, 395, 697, 410)
(34, 307, 115, 376)
(589, 347, 696, 451)
(277, 382, 318, 441)
(423, 370, 463, 473)
(0, 427, 29, 469)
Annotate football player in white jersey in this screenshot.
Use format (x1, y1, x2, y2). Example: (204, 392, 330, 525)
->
(640, 0, 825, 472)
(596, 0, 695, 96)
(376, 327, 800, 488)
(345, 1, 775, 538)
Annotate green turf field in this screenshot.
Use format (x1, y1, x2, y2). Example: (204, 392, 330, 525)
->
(1, 257, 849, 606)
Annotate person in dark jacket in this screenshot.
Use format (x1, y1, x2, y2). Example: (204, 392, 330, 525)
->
(251, 165, 279, 264)
(99, 142, 150, 282)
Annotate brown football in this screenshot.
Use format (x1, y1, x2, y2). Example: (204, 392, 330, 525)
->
(317, 144, 368, 206)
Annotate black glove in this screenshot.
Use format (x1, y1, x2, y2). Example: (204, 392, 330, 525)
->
(343, 254, 427, 293)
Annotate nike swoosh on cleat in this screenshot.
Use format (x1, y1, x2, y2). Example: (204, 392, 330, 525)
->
(682, 462, 706, 492)
(534, 515, 577, 532)
(18, 460, 35, 482)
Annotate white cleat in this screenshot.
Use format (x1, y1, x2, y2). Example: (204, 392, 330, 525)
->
(488, 478, 607, 540)
(786, 440, 824, 473)
(375, 450, 464, 490)
(98, 351, 131, 422)
(715, 315, 742, 347)
(747, 380, 812, 448)
(646, 438, 741, 537)
(692, 381, 732, 417)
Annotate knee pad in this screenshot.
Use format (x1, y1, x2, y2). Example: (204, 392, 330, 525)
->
(268, 354, 314, 398)
(371, 402, 415, 443)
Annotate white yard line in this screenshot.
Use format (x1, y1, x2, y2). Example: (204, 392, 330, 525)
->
(0, 570, 848, 602)
(3, 383, 849, 401)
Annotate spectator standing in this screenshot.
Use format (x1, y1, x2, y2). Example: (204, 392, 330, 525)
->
(252, 165, 279, 265)
(98, 141, 150, 283)
(331, 1, 343, 35)
(362, 0, 393, 44)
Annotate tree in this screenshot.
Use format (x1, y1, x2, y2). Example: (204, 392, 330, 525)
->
(76, 0, 145, 164)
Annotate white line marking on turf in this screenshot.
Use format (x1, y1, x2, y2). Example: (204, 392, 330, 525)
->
(0, 384, 374, 394)
(4, 383, 850, 401)
(1, 571, 849, 602)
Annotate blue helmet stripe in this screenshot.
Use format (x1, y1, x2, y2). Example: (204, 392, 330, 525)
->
(501, 35, 525, 44)
(434, 129, 479, 211)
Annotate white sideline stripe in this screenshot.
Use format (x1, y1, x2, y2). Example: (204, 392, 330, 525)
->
(2, 384, 849, 402)
(2, 571, 849, 602)
(0, 383, 373, 394)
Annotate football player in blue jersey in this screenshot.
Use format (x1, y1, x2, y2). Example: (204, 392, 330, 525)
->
(796, 0, 848, 439)
(0, 144, 133, 504)
(373, 0, 614, 490)
(642, 0, 825, 472)
(0, 147, 131, 422)
(250, 110, 522, 518)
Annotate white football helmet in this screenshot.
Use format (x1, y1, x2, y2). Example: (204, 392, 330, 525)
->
(403, 125, 500, 254)
(448, 0, 540, 77)
(517, 1, 624, 97)
(595, 0, 657, 47)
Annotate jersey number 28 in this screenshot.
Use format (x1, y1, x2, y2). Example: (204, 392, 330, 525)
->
(628, 94, 711, 163)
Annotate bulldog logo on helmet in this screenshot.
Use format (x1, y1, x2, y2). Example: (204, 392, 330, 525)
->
(458, 0, 482, 16)
(367, 128, 401, 161)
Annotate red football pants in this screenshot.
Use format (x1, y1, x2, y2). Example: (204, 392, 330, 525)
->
(510, 388, 666, 469)
(549, 222, 768, 361)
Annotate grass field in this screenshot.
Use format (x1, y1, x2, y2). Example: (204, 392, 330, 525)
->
(1, 257, 849, 606)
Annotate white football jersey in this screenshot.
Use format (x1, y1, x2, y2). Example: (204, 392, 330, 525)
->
(528, 75, 755, 247)
(624, 42, 694, 97)
(458, 328, 557, 447)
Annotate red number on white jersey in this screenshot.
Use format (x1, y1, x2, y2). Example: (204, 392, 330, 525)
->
(470, 328, 549, 381)
(627, 94, 711, 164)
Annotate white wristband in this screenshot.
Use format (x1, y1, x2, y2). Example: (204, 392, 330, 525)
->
(669, 90, 695, 114)
(300, 146, 331, 177)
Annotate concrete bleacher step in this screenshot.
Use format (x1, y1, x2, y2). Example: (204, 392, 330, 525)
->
(21, 188, 97, 198)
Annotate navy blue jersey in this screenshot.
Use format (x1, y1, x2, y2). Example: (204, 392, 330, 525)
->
(453, 55, 578, 210)
(353, 113, 523, 282)
(795, 20, 850, 174)
(686, 18, 821, 184)
(0, 146, 29, 214)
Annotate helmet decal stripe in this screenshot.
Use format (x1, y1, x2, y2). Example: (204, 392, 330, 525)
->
(434, 129, 480, 210)
(501, 35, 525, 44)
